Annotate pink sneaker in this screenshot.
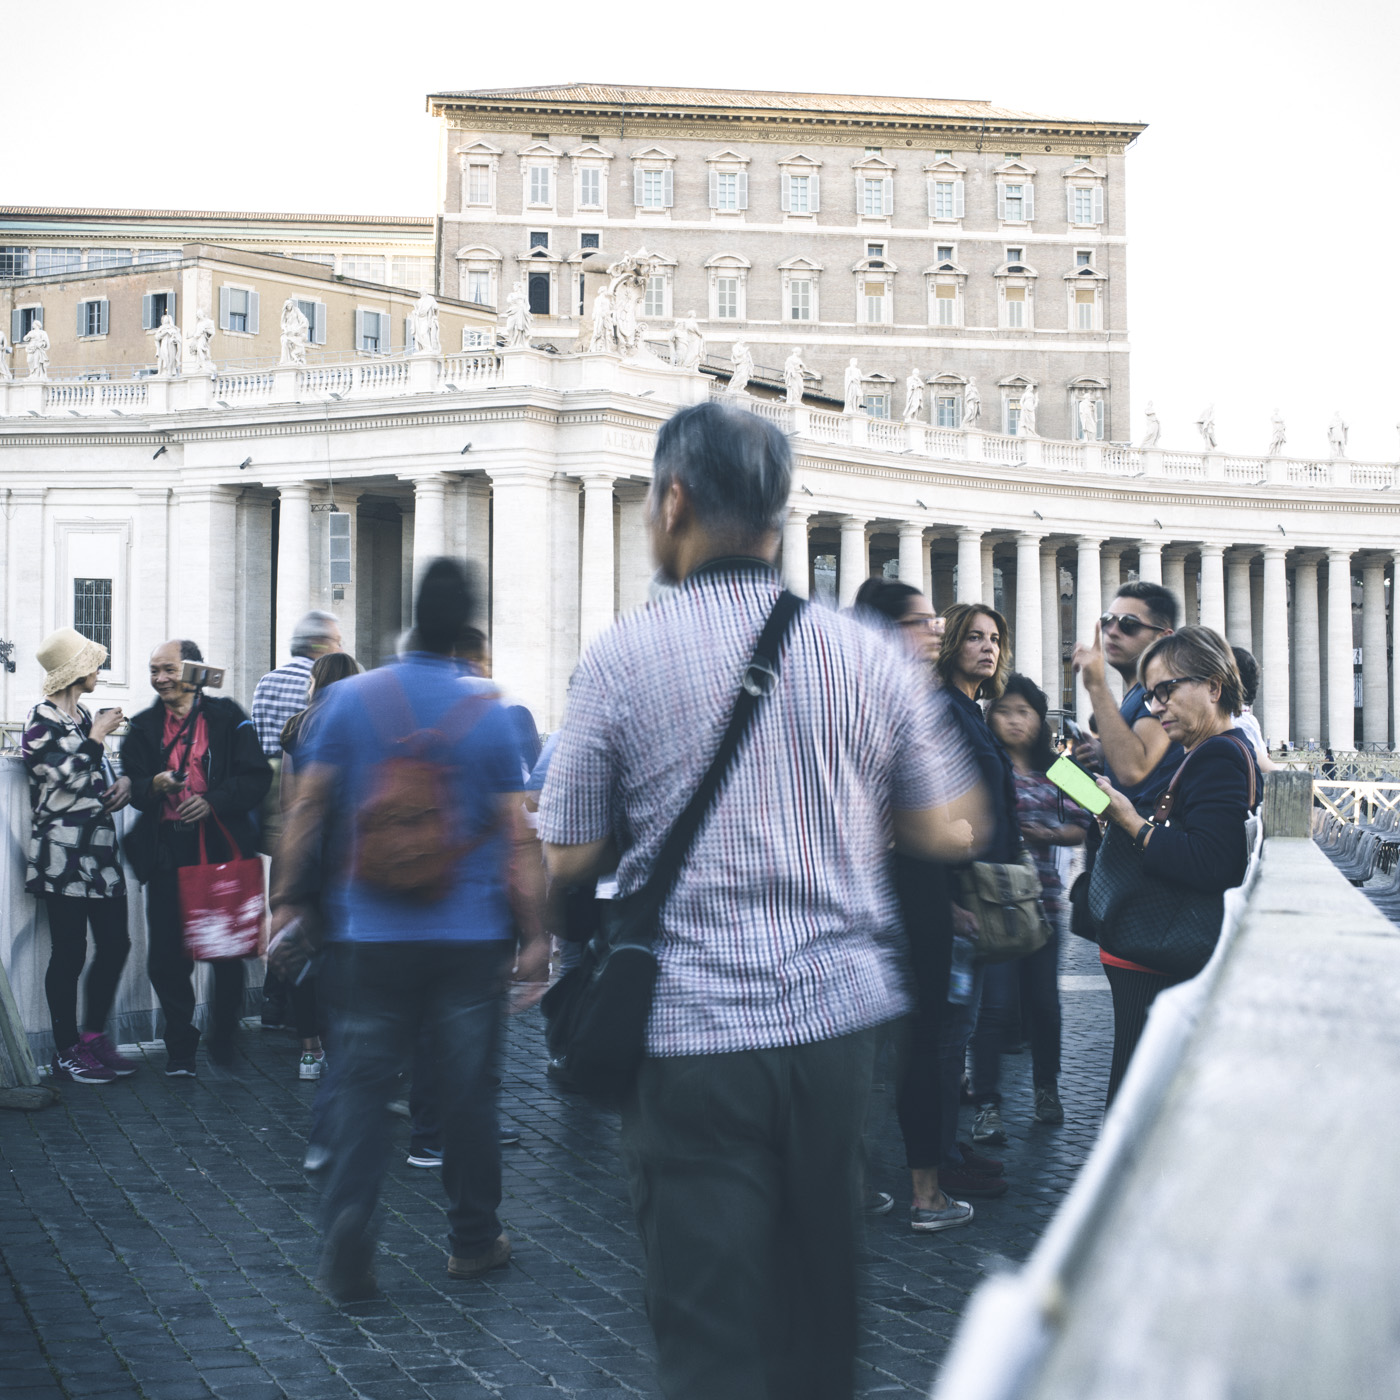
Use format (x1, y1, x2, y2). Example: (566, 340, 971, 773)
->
(81, 1031, 139, 1077)
(52, 1042, 116, 1084)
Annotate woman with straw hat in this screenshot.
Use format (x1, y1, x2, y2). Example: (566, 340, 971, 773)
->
(22, 627, 139, 1084)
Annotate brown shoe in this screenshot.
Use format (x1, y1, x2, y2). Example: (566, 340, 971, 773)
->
(447, 1233, 511, 1280)
(317, 1210, 378, 1303)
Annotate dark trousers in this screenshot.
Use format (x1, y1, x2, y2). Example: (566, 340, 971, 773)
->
(1103, 963, 1179, 1107)
(289, 973, 320, 1041)
(970, 931, 1063, 1103)
(621, 1027, 877, 1400)
(320, 940, 506, 1257)
(938, 965, 984, 1167)
(42, 893, 131, 1052)
(145, 852, 244, 1059)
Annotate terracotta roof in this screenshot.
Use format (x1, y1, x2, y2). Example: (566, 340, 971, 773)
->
(0, 205, 431, 226)
(429, 83, 1144, 130)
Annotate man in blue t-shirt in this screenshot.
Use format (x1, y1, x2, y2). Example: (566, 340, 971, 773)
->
(1072, 579, 1184, 812)
(271, 558, 545, 1301)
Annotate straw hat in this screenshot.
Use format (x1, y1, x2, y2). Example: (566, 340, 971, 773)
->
(36, 627, 107, 695)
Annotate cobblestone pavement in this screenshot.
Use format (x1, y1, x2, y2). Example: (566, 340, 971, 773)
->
(0, 936, 1111, 1399)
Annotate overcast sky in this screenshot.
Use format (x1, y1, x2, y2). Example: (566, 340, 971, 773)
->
(11, 0, 1398, 459)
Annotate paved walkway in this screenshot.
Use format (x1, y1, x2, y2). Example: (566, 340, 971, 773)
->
(0, 936, 1111, 1400)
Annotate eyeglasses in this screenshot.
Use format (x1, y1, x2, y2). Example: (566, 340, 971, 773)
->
(1145, 675, 1209, 707)
(1100, 612, 1168, 639)
(898, 616, 943, 631)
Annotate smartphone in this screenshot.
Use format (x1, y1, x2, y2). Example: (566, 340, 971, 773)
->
(180, 661, 225, 690)
(1046, 754, 1111, 816)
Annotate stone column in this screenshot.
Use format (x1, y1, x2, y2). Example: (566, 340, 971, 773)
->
(488, 466, 554, 720)
(932, 555, 956, 614)
(1251, 564, 1264, 671)
(1199, 543, 1226, 635)
(1040, 544, 1061, 703)
(3, 488, 46, 714)
(981, 540, 995, 607)
(275, 483, 311, 665)
(783, 508, 813, 599)
(1100, 546, 1122, 611)
(1362, 556, 1389, 749)
(898, 523, 925, 595)
(176, 486, 238, 680)
(1261, 546, 1291, 747)
(1163, 548, 1187, 615)
(1392, 554, 1400, 752)
(134, 487, 172, 655)
(1226, 550, 1254, 649)
(921, 537, 934, 603)
(616, 484, 653, 616)
(838, 516, 870, 609)
(956, 528, 982, 605)
(1326, 548, 1355, 750)
(1183, 553, 1199, 626)
(578, 472, 617, 648)
(1015, 532, 1043, 684)
(409, 473, 449, 585)
(1075, 537, 1103, 721)
(1292, 554, 1322, 747)
(1137, 540, 1163, 586)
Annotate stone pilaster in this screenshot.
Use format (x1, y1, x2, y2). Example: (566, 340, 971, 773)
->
(1292, 554, 1322, 747)
(274, 484, 311, 666)
(955, 528, 982, 605)
(838, 516, 870, 609)
(1326, 549, 1355, 750)
(1261, 546, 1291, 747)
(1014, 532, 1043, 685)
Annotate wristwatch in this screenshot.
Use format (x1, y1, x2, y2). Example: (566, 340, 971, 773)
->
(1133, 820, 1155, 851)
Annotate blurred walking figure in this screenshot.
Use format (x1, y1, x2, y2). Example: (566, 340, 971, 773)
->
(272, 559, 546, 1302)
(540, 400, 985, 1400)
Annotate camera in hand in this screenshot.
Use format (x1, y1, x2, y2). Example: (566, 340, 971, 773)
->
(181, 661, 225, 690)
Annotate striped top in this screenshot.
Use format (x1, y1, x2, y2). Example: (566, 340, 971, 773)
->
(538, 558, 978, 1057)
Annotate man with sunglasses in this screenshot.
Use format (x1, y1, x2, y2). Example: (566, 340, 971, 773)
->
(1071, 581, 1184, 812)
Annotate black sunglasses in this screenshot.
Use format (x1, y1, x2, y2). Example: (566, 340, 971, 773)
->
(1100, 612, 1168, 639)
(1145, 675, 1209, 707)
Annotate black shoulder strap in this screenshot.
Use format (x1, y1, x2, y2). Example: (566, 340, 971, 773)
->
(632, 589, 803, 926)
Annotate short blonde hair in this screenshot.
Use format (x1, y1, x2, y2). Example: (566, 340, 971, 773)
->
(1137, 625, 1243, 716)
(937, 602, 1012, 700)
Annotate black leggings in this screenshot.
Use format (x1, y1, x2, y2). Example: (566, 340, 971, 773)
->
(1103, 963, 1181, 1107)
(43, 894, 131, 1052)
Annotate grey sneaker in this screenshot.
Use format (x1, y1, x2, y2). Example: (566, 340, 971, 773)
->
(972, 1104, 1007, 1146)
(1034, 1085, 1065, 1125)
(910, 1197, 974, 1234)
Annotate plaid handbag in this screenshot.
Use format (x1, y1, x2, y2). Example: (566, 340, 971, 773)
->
(1088, 734, 1256, 979)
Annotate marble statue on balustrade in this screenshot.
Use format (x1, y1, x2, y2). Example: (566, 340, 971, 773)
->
(1078, 395, 1099, 441)
(504, 281, 533, 347)
(1018, 381, 1039, 437)
(21, 321, 49, 380)
(409, 292, 441, 356)
(279, 298, 309, 366)
(784, 348, 810, 406)
(0, 331, 11, 382)
(154, 315, 182, 377)
(1138, 401, 1161, 448)
(588, 286, 615, 353)
(903, 369, 924, 423)
(585, 251, 658, 359)
(1268, 410, 1286, 457)
(727, 341, 754, 396)
(961, 377, 981, 428)
(187, 307, 216, 375)
(1328, 411, 1349, 457)
(669, 310, 704, 371)
(842, 359, 863, 415)
(1196, 403, 1217, 450)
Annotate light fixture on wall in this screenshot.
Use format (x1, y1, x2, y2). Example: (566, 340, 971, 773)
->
(1278, 524, 1287, 536)
(638, 390, 654, 397)
(1152, 518, 1162, 529)
(915, 499, 928, 510)
(461, 442, 473, 454)
(237, 457, 253, 471)
(800, 484, 813, 495)
(1032, 510, 1043, 520)
(217, 400, 231, 408)
(152, 445, 168, 460)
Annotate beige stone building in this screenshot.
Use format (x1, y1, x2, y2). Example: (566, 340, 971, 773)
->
(429, 84, 1145, 440)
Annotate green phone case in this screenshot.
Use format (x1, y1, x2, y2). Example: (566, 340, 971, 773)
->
(1046, 755, 1111, 815)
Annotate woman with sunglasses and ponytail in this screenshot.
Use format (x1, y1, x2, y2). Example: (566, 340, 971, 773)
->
(1092, 626, 1262, 1104)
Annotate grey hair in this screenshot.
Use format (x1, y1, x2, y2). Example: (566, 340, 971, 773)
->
(290, 609, 340, 658)
(650, 400, 792, 538)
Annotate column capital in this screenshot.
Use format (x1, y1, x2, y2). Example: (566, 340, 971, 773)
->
(573, 469, 620, 489)
(1076, 535, 1105, 550)
(1326, 545, 1355, 564)
(956, 525, 983, 542)
(840, 513, 872, 528)
(1198, 542, 1225, 558)
(400, 471, 453, 489)
(486, 464, 555, 487)
(1015, 530, 1044, 547)
(1137, 538, 1163, 554)
(5, 485, 47, 504)
(897, 521, 926, 540)
(1262, 543, 1289, 561)
(1225, 545, 1260, 562)
(1100, 543, 1124, 560)
(276, 481, 312, 500)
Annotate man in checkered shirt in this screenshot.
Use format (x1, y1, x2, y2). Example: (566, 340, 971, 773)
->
(540, 401, 986, 1400)
(250, 611, 343, 757)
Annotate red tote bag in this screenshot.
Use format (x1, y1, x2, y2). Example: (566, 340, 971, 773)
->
(178, 815, 265, 961)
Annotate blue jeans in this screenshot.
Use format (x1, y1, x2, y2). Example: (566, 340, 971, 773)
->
(970, 931, 1063, 1105)
(319, 939, 508, 1257)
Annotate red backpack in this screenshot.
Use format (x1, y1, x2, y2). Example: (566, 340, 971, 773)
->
(351, 671, 498, 903)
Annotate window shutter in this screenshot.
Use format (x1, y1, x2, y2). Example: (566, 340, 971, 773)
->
(99, 300, 109, 335)
(663, 168, 674, 207)
(217, 286, 230, 331)
(167, 291, 176, 323)
(810, 174, 820, 212)
(1093, 186, 1104, 224)
(77, 301, 87, 336)
(1096, 399, 1105, 439)
(633, 167, 644, 205)
(405, 316, 415, 353)
(143, 292, 154, 331)
(953, 179, 964, 218)
(997, 184, 1006, 221)
(737, 170, 748, 210)
(1067, 186, 1076, 223)
(883, 177, 893, 215)
(314, 302, 326, 345)
(927, 180, 935, 217)
(355, 308, 365, 350)
(247, 290, 259, 335)
(708, 169, 718, 209)
(10, 309, 20, 343)
(1024, 182, 1034, 220)
(856, 174, 864, 210)
(780, 171, 790, 212)
(378, 311, 389, 351)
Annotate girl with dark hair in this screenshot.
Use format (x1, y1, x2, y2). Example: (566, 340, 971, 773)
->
(986, 674, 1093, 1125)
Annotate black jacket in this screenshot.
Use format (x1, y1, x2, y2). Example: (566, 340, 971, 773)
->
(120, 695, 272, 883)
(945, 687, 1022, 866)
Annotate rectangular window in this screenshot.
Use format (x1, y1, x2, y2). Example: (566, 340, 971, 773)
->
(391, 256, 433, 291)
(1076, 287, 1096, 329)
(73, 579, 112, 669)
(864, 394, 890, 419)
(1073, 187, 1095, 224)
(1006, 400, 1022, 436)
(36, 247, 83, 275)
(136, 248, 178, 265)
(289, 251, 335, 267)
(867, 243, 885, 259)
(933, 182, 957, 219)
(937, 245, 955, 263)
(227, 287, 251, 333)
(1076, 250, 1093, 266)
(528, 165, 552, 205)
(77, 299, 107, 336)
(466, 270, 492, 304)
(466, 164, 491, 204)
(935, 149, 952, 160)
(1006, 247, 1024, 264)
(141, 291, 175, 329)
(936, 395, 961, 428)
(788, 174, 810, 214)
(579, 167, 601, 207)
(580, 232, 600, 249)
(295, 299, 326, 345)
(87, 248, 133, 270)
(715, 277, 739, 318)
(357, 309, 386, 352)
(342, 255, 386, 282)
(864, 280, 887, 323)
(1005, 285, 1026, 328)
(529, 230, 549, 249)
(0, 246, 29, 278)
(328, 513, 352, 586)
(789, 278, 811, 320)
(642, 169, 666, 208)
(644, 275, 666, 317)
(935, 284, 957, 326)
(1003, 184, 1025, 221)
(862, 178, 887, 216)
(14, 306, 42, 339)
(717, 171, 739, 211)
(865, 147, 883, 157)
